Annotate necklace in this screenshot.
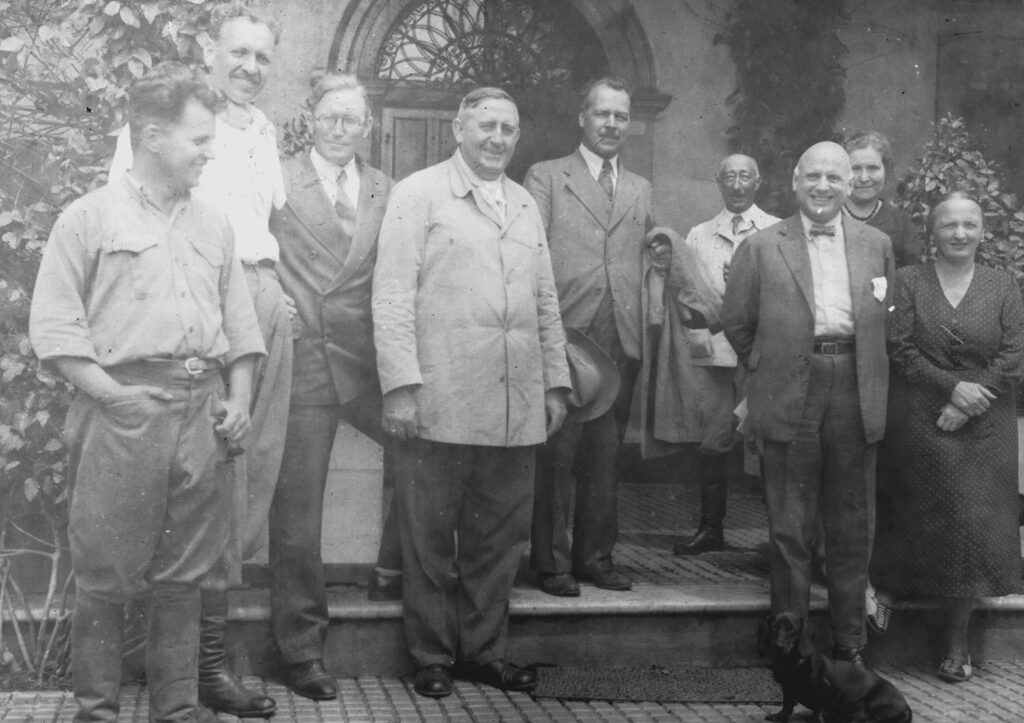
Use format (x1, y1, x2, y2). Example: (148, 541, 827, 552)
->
(843, 199, 882, 222)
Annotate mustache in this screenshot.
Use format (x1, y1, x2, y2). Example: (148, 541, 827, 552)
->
(599, 130, 621, 140)
(229, 69, 260, 82)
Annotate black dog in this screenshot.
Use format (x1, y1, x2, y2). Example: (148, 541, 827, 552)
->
(760, 612, 913, 723)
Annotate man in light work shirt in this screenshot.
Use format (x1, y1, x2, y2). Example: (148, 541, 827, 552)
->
(30, 63, 265, 723)
(673, 154, 778, 555)
(109, 3, 289, 716)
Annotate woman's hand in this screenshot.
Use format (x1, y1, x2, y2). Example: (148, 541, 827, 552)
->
(936, 403, 969, 432)
(950, 381, 996, 416)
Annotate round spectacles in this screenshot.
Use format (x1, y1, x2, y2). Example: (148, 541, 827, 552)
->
(314, 114, 366, 133)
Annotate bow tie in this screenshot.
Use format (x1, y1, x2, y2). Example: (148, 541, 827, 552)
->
(809, 223, 835, 238)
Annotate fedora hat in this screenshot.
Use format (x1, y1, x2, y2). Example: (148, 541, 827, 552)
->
(564, 328, 620, 422)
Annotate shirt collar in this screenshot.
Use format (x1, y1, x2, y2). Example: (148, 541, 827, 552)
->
(310, 148, 358, 182)
(120, 171, 190, 218)
(452, 149, 505, 197)
(800, 211, 842, 239)
(578, 143, 617, 179)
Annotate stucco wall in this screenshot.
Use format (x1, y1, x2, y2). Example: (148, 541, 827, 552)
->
(259, 1, 1022, 233)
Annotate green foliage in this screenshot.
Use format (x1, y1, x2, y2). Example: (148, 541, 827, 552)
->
(895, 114, 1024, 293)
(714, 0, 849, 217)
(0, 0, 223, 680)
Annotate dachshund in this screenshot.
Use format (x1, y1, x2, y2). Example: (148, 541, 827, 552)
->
(759, 611, 913, 723)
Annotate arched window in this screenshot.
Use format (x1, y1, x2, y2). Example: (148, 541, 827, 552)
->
(376, 0, 605, 90)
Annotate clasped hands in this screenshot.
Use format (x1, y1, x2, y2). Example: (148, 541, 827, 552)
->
(936, 381, 997, 432)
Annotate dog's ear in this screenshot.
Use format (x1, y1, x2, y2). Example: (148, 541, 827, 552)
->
(796, 616, 815, 659)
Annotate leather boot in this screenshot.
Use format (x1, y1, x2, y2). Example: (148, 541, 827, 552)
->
(71, 590, 124, 723)
(673, 454, 726, 555)
(146, 584, 201, 723)
(198, 590, 276, 718)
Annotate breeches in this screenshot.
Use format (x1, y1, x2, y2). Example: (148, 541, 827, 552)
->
(65, 364, 230, 603)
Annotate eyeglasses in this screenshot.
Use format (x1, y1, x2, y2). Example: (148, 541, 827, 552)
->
(314, 114, 366, 132)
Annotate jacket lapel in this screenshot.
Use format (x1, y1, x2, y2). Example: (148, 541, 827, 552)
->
(608, 170, 639, 233)
(287, 154, 348, 266)
(325, 161, 388, 291)
(843, 219, 867, 323)
(563, 151, 611, 229)
(777, 215, 815, 314)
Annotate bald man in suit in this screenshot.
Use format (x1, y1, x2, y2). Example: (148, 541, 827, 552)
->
(723, 142, 894, 664)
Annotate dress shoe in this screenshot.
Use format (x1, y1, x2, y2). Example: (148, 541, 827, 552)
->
(577, 568, 632, 591)
(199, 668, 276, 717)
(284, 659, 337, 700)
(367, 568, 403, 601)
(460, 660, 537, 692)
(938, 655, 972, 683)
(538, 572, 580, 597)
(673, 522, 724, 555)
(413, 664, 453, 698)
(833, 646, 866, 667)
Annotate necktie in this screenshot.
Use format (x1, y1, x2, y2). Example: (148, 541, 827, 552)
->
(731, 214, 744, 237)
(809, 223, 835, 238)
(598, 159, 614, 201)
(335, 169, 356, 238)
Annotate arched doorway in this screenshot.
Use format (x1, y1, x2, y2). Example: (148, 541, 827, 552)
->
(329, 0, 671, 182)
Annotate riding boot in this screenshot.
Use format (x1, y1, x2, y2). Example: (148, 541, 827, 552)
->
(674, 453, 726, 555)
(146, 584, 201, 723)
(198, 590, 276, 718)
(71, 590, 124, 723)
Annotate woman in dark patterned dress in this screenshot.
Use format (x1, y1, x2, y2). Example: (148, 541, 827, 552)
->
(872, 193, 1024, 682)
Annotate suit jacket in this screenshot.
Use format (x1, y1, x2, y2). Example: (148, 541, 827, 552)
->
(372, 153, 571, 447)
(524, 150, 653, 360)
(270, 153, 393, 406)
(722, 214, 895, 444)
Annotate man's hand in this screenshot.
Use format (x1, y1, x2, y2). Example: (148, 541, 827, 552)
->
(950, 381, 996, 416)
(648, 235, 672, 272)
(99, 384, 173, 404)
(282, 292, 303, 338)
(722, 259, 730, 284)
(544, 388, 568, 438)
(214, 397, 252, 445)
(936, 402, 969, 432)
(382, 386, 418, 441)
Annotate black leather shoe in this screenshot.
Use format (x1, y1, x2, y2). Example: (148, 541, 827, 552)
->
(460, 660, 536, 692)
(673, 523, 724, 555)
(413, 664, 453, 698)
(577, 568, 632, 591)
(833, 646, 866, 667)
(199, 668, 276, 718)
(367, 569, 403, 601)
(538, 572, 580, 597)
(284, 659, 337, 700)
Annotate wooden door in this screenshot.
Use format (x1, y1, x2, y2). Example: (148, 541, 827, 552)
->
(380, 107, 458, 181)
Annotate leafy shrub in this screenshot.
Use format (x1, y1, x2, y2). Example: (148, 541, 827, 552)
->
(895, 114, 1024, 293)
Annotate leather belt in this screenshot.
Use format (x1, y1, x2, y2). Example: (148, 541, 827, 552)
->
(812, 338, 855, 355)
(242, 258, 276, 270)
(139, 357, 220, 375)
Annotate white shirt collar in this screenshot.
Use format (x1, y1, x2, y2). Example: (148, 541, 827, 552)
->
(578, 143, 617, 182)
(310, 148, 358, 183)
(800, 211, 843, 240)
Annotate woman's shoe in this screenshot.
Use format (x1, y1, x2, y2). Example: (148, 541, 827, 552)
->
(937, 655, 972, 683)
(866, 590, 892, 633)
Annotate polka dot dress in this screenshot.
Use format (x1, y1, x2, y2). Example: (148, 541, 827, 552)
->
(873, 263, 1024, 598)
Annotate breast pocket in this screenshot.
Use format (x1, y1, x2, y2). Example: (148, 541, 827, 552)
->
(188, 236, 226, 303)
(100, 233, 161, 299)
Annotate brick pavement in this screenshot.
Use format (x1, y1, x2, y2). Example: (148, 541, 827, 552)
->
(4, 664, 1024, 722)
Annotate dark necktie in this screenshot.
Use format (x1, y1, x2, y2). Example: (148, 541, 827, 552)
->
(335, 169, 356, 238)
(809, 223, 835, 238)
(598, 159, 614, 201)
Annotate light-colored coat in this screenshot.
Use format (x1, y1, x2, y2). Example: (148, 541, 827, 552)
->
(524, 150, 652, 359)
(722, 215, 895, 443)
(270, 154, 392, 406)
(372, 154, 570, 447)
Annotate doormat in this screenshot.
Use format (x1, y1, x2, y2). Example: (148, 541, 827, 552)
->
(531, 665, 781, 703)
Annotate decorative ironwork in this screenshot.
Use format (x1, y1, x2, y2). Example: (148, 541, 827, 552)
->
(377, 0, 597, 89)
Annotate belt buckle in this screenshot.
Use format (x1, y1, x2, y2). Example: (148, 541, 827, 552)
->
(819, 342, 838, 356)
(184, 357, 206, 376)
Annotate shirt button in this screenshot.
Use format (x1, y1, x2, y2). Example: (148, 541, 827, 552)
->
(181, 292, 186, 298)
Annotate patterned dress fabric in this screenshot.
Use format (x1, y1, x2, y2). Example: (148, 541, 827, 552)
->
(874, 263, 1024, 598)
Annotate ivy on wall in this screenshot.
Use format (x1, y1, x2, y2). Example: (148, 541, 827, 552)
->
(714, 0, 850, 217)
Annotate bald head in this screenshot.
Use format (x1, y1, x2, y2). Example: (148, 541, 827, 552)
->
(792, 142, 852, 223)
(717, 154, 761, 214)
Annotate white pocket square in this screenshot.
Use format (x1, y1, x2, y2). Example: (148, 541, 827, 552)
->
(871, 276, 887, 303)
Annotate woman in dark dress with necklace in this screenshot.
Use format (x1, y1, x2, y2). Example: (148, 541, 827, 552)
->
(872, 193, 1024, 682)
(844, 131, 921, 268)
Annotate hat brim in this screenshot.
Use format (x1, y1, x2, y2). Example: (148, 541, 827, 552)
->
(564, 328, 621, 422)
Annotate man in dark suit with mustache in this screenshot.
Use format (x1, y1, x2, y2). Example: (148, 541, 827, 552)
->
(268, 72, 396, 699)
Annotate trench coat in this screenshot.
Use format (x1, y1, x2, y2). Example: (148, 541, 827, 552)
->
(372, 153, 571, 447)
